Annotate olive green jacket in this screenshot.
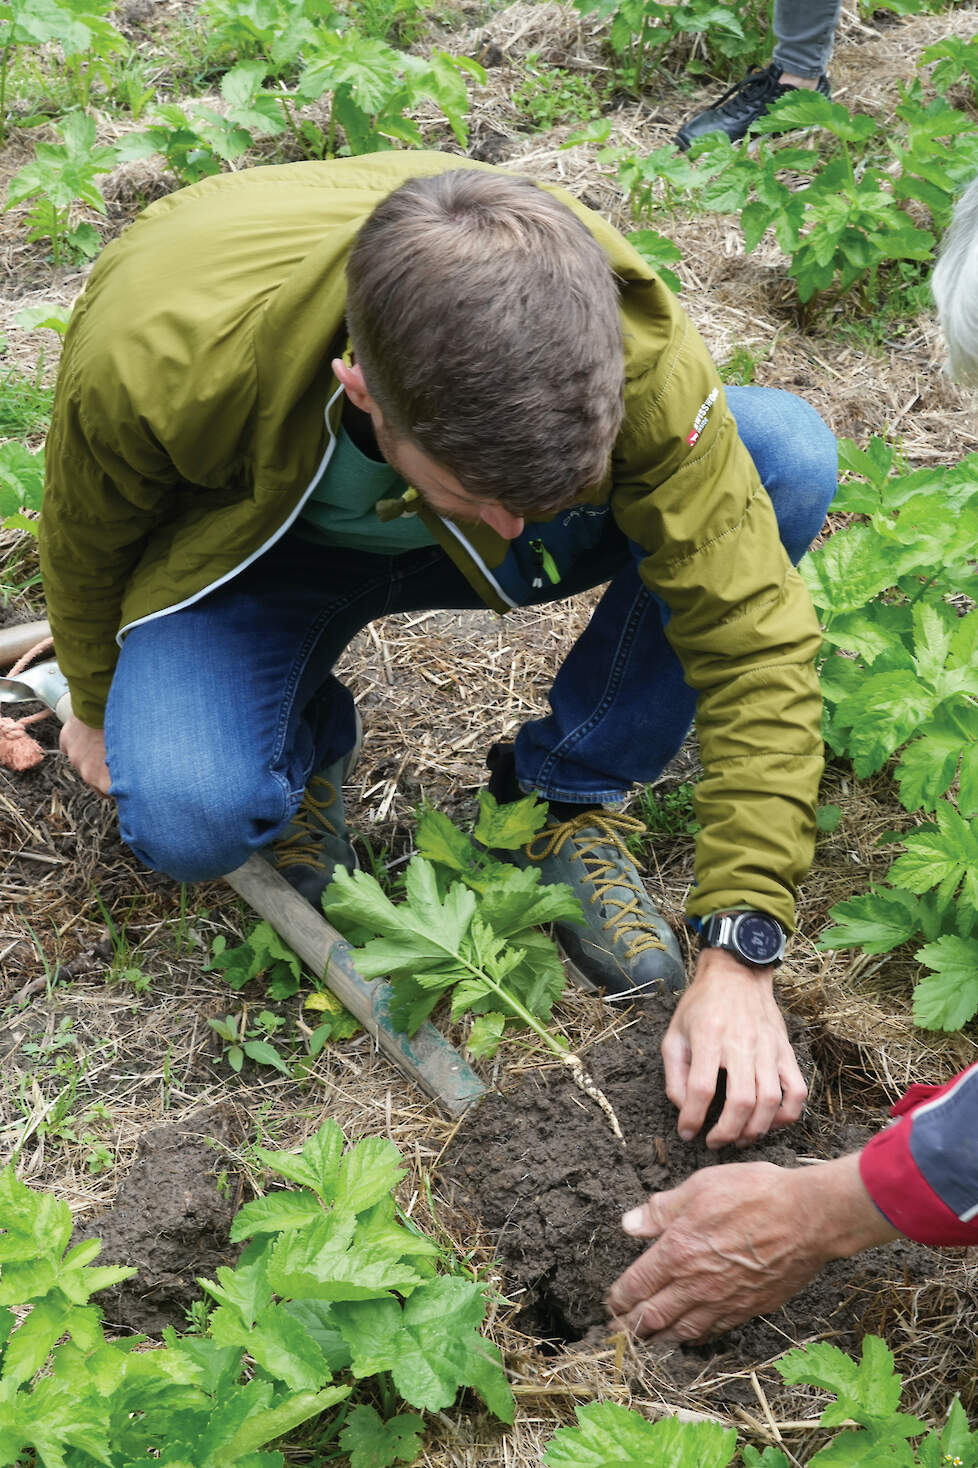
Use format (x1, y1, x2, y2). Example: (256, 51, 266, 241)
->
(39, 152, 824, 927)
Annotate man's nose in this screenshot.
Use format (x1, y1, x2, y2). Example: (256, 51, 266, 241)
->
(479, 503, 525, 540)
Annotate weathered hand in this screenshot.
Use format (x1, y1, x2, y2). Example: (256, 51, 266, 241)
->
(60, 715, 111, 796)
(661, 947, 806, 1148)
(606, 1154, 899, 1341)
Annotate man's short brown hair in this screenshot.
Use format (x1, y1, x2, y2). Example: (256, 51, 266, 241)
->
(344, 168, 624, 514)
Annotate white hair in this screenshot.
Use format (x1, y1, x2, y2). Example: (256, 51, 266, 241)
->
(933, 174, 978, 385)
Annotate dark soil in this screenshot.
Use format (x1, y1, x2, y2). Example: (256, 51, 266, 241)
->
(74, 1107, 243, 1335)
(438, 1003, 950, 1405)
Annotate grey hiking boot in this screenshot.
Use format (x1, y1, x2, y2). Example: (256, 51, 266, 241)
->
(270, 710, 363, 905)
(514, 807, 687, 1001)
(485, 742, 686, 999)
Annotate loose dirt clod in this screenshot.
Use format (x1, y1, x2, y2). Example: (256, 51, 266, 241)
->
(73, 1107, 243, 1335)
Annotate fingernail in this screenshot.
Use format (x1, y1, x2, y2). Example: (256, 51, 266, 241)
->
(679, 1128, 694, 1141)
(622, 1207, 644, 1232)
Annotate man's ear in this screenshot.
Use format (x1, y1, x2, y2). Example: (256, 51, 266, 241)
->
(331, 357, 379, 417)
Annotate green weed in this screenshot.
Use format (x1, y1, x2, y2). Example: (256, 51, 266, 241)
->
(634, 781, 700, 837)
(544, 1335, 978, 1466)
(572, 0, 769, 93)
(0, 360, 54, 437)
(0, 1121, 513, 1463)
(512, 54, 598, 130)
(6, 111, 118, 264)
(208, 1011, 293, 1075)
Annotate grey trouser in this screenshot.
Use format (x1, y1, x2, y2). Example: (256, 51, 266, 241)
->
(772, 0, 842, 79)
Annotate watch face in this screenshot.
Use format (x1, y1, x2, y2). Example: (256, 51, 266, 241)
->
(734, 914, 783, 965)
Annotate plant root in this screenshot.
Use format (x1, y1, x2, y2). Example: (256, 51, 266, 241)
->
(562, 1051, 625, 1144)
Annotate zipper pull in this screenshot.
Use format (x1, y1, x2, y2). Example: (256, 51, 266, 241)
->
(530, 539, 560, 590)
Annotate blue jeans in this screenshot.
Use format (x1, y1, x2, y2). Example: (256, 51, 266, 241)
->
(105, 387, 837, 880)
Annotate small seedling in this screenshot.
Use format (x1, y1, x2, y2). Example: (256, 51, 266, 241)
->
(512, 54, 597, 131)
(208, 1012, 292, 1075)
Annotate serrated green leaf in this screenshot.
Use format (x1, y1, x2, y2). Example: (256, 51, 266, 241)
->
(913, 935, 978, 1029)
(801, 523, 908, 615)
(255, 1119, 345, 1199)
(894, 729, 962, 813)
(818, 887, 923, 955)
(333, 1277, 513, 1421)
(475, 863, 583, 935)
(415, 806, 477, 873)
(339, 1404, 425, 1468)
(333, 1136, 404, 1215)
(543, 1400, 737, 1467)
(230, 1191, 322, 1243)
(473, 789, 548, 849)
(247, 1302, 332, 1391)
(834, 670, 936, 775)
(222, 1383, 350, 1461)
(466, 1011, 506, 1058)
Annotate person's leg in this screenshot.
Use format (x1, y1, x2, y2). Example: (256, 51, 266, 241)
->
(106, 535, 482, 882)
(676, 1, 839, 149)
(499, 387, 835, 999)
(514, 386, 838, 801)
(772, 0, 843, 83)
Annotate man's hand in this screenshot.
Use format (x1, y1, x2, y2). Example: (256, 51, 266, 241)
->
(606, 1153, 900, 1341)
(60, 715, 111, 796)
(661, 947, 806, 1148)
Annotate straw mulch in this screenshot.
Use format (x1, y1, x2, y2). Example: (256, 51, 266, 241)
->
(2, 1, 978, 1462)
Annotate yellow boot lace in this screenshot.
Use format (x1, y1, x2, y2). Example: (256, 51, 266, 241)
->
(272, 775, 341, 873)
(524, 810, 667, 958)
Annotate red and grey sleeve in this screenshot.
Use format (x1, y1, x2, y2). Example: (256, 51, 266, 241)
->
(859, 1063, 978, 1247)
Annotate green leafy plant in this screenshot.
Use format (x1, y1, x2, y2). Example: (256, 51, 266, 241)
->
(5, 110, 118, 263)
(922, 34, 978, 101)
(748, 1335, 978, 1468)
(609, 87, 978, 321)
(208, 919, 305, 1000)
(802, 439, 978, 807)
(543, 1337, 978, 1466)
(208, 1012, 294, 1075)
(0, 441, 45, 533)
(802, 438, 978, 1030)
(544, 1399, 737, 1465)
(0, 1119, 511, 1466)
(626, 226, 682, 292)
(571, 0, 767, 92)
(634, 780, 700, 837)
(512, 53, 598, 131)
(323, 793, 624, 1136)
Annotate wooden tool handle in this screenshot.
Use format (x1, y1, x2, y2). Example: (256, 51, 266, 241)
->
(8, 629, 486, 1117)
(0, 618, 53, 667)
(226, 855, 486, 1116)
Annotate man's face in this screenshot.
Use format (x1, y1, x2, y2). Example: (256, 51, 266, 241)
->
(374, 418, 526, 542)
(332, 355, 526, 541)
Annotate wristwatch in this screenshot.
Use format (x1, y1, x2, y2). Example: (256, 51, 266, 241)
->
(700, 911, 786, 969)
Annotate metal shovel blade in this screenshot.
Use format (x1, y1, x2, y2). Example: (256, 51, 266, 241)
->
(0, 660, 69, 713)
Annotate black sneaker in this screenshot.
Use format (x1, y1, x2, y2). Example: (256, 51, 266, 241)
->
(676, 63, 831, 151)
